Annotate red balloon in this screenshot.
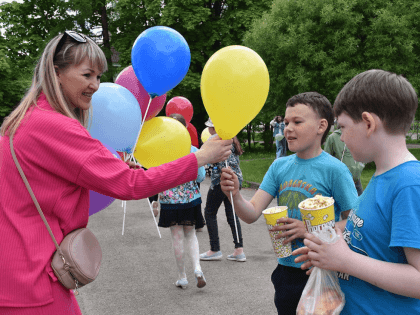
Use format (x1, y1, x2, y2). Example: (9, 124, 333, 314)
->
(187, 123, 199, 148)
(165, 96, 193, 123)
(115, 66, 167, 121)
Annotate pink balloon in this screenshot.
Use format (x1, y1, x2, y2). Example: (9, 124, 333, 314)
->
(115, 66, 167, 121)
(165, 96, 193, 123)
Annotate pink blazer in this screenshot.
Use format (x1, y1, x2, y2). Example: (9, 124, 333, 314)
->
(0, 93, 198, 307)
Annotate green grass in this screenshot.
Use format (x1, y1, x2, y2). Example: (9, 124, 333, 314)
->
(361, 168, 376, 189)
(241, 148, 420, 188)
(406, 139, 420, 144)
(240, 158, 275, 183)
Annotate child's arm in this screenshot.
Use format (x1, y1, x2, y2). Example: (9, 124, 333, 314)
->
(222, 166, 307, 241)
(196, 164, 206, 183)
(334, 218, 347, 232)
(221, 167, 273, 223)
(191, 146, 206, 183)
(295, 230, 420, 300)
(269, 119, 276, 127)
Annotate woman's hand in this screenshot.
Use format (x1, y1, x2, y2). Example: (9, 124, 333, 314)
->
(271, 218, 306, 245)
(220, 167, 240, 199)
(194, 135, 232, 167)
(126, 160, 140, 170)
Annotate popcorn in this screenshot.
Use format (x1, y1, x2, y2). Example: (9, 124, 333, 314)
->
(263, 207, 287, 214)
(297, 288, 344, 315)
(300, 195, 334, 210)
(262, 206, 292, 258)
(267, 225, 293, 258)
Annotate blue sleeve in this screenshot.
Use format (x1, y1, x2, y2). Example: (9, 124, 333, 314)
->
(390, 186, 420, 250)
(197, 165, 206, 183)
(259, 160, 280, 198)
(330, 164, 358, 217)
(191, 146, 205, 183)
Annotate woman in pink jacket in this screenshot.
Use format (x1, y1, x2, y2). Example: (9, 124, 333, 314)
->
(0, 31, 232, 314)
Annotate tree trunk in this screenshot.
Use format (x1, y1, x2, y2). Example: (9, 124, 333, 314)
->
(262, 123, 272, 150)
(247, 124, 252, 151)
(251, 124, 255, 148)
(100, 5, 113, 82)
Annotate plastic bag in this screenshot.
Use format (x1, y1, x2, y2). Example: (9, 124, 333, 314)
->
(296, 227, 345, 315)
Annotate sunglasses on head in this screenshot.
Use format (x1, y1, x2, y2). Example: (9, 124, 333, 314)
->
(54, 31, 88, 60)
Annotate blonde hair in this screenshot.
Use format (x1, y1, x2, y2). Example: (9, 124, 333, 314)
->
(1, 33, 107, 137)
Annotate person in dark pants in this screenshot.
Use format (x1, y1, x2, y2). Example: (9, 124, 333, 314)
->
(199, 118, 246, 262)
(279, 136, 288, 157)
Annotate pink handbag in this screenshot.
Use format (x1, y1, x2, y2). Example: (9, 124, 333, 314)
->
(10, 135, 102, 295)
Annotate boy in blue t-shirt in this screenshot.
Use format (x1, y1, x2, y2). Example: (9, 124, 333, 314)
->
(220, 92, 357, 315)
(295, 70, 420, 314)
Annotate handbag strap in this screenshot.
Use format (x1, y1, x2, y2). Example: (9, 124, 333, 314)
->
(9, 134, 62, 254)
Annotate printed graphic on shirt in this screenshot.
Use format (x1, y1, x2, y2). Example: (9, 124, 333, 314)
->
(277, 181, 319, 254)
(339, 209, 368, 281)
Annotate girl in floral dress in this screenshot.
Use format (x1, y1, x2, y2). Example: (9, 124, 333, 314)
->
(157, 114, 207, 289)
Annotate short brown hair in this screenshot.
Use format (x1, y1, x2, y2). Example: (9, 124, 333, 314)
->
(169, 113, 187, 127)
(334, 69, 418, 134)
(286, 92, 334, 144)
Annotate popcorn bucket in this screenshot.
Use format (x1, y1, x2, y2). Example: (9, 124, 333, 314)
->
(298, 196, 335, 234)
(262, 206, 292, 258)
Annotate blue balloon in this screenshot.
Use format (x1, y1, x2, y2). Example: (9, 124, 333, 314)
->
(89, 83, 142, 153)
(131, 26, 191, 97)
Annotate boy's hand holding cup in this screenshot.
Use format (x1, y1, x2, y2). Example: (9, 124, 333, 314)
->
(262, 207, 293, 258)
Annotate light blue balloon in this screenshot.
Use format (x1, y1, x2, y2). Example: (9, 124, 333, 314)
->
(131, 26, 191, 98)
(89, 83, 142, 153)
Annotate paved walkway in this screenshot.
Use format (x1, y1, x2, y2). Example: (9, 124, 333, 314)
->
(75, 178, 279, 315)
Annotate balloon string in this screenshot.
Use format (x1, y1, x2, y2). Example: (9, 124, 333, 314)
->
(122, 200, 127, 235)
(122, 111, 162, 238)
(147, 198, 162, 238)
(132, 96, 153, 155)
(225, 160, 240, 244)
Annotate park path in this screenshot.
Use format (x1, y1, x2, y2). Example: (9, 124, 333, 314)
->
(75, 177, 280, 315)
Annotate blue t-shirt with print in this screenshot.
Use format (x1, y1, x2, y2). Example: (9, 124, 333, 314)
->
(259, 151, 357, 268)
(339, 161, 420, 315)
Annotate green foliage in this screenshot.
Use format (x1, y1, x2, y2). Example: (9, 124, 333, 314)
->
(111, 0, 272, 132)
(244, 0, 420, 118)
(360, 168, 375, 189)
(407, 121, 420, 140)
(0, 0, 116, 119)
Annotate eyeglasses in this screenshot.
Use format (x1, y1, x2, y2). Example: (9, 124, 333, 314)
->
(54, 31, 88, 60)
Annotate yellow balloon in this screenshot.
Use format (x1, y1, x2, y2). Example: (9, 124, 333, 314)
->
(201, 45, 269, 139)
(134, 116, 191, 169)
(201, 127, 211, 143)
